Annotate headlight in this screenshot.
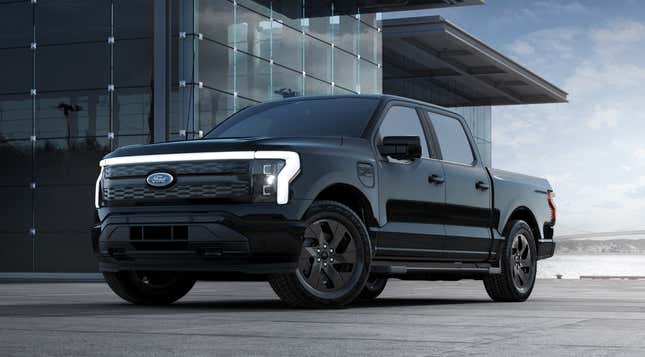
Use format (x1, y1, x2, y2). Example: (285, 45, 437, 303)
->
(251, 159, 286, 203)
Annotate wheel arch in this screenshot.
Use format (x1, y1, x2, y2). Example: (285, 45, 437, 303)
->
(504, 206, 541, 241)
(313, 183, 379, 228)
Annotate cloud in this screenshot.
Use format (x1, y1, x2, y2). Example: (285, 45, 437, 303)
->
(588, 106, 620, 130)
(533, 1, 592, 16)
(493, 17, 645, 234)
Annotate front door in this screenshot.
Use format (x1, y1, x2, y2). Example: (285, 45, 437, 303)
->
(425, 111, 493, 262)
(375, 105, 447, 260)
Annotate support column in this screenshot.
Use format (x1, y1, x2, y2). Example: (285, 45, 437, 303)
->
(153, 0, 171, 143)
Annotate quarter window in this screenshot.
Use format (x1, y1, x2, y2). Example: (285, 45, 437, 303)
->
(428, 113, 475, 165)
(377, 106, 429, 159)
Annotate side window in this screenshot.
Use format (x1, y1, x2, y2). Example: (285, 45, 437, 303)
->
(377, 106, 429, 159)
(428, 113, 475, 165)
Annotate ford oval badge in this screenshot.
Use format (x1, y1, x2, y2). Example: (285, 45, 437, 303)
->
(146, 172, 174, 188)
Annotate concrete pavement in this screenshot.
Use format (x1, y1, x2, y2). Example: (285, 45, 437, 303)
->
(1, 279, 644, 356)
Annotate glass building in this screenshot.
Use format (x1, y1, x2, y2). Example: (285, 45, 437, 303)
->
(0, 0, 565, 273)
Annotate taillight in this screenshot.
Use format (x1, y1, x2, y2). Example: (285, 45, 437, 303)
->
(547, 191, 556, 224)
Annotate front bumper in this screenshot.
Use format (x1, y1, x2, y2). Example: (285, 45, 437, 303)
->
(93, 201, 311, 274)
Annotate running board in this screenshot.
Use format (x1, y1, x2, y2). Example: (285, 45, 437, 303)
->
(371, 260, 501, 275)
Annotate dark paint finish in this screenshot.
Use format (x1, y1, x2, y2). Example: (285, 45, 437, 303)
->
(95, 94, 555, 279)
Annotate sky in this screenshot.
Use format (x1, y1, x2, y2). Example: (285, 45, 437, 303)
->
(385, 0, 645, 235)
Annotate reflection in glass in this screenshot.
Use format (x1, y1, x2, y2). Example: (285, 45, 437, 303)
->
(305, 77, 331, 96)
(198, 0, 234, 45)
(236, 4, 271, 60)
(360, 59, 377, 94)
(271, 20, 303, 71)
(272, 65, 302, 100)
(198, 88, 236, 134)
(115, 88, 152, 137)
(199, 41, 234, 93)
(36, 91, 109, 139)
(236, 52, 271, 102)
(332, 16, 357, 53)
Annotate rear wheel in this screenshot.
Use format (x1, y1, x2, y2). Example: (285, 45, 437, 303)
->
(483, 220, 537, 302)
(103, 271, 195, 305)
(269, 201, 372, 308)
(358, 275, 387, 300)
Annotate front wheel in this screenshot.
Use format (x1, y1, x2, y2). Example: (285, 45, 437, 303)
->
(269, 201, 372, 308)
(103, 271, 196, 305)
(483, 220, 537, 302)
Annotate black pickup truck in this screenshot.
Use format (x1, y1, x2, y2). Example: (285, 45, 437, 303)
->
(93, 95, 556, 307)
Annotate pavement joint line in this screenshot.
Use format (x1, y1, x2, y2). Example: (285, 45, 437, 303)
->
(0, 327, 477, 345)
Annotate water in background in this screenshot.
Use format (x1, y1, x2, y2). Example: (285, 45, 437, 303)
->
(538, 255, 645, 279)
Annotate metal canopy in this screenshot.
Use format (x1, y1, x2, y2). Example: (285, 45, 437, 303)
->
(382, 16, 568, 107)
(251, 0, 483, 19)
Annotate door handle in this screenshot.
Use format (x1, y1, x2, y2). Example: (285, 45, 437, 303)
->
(476, 181, 490, 190)
(428, 174, 445, 184)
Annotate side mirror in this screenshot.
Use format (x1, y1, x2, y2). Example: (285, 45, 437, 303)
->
(378, 136, 422, 161)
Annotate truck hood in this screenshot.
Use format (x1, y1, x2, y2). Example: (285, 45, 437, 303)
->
(104, 136, 344, 159)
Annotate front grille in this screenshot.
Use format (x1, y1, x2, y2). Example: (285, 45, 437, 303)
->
(104, 161, 249, 178)
(101, 159, 252, 205)
(103, 182, 250, 201)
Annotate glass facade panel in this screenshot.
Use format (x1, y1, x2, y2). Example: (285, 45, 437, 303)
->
(359, 21, 379, 63)
(272, 65, 303, 99)
(198, 88, 236, 134)
(306, 16, 331, 43)
(360, 59, 378, 94)
(114, 39, 153, 88)
(35, 185, 96, 233)
(37, 0, 110, 45)
(271, 20, 303, 71)
(0, 234, 33, 272)
(0, 140, 32, 186)
(0, 187, 32, 234)
(198, 0, 233, 45)
(333, 16, 357, 53)
(199, 40, 235, 93)
(0, 48, 32, 95)
(113, 0, 153, 39)
(305, 77, 331, 96)
(36, 90, 109, 139)
(333, 48, 357, 91)
(305, 35, 331, 82)
(0, 95, 32, 140)
(34, 137, 109, 185)
(236, 52, 271, 102)
(114, 88, 152, 136)
(0, 2, 32, 49)
(35, 233, 97, 272)
(37, 43, 108, 92)
(236, 3, 271, 60)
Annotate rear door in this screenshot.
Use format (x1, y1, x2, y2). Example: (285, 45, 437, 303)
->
(374, 104, 447, 260)
(423, 110, 493, 262)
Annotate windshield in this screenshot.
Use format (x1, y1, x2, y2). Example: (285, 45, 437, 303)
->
(206, 97, 381, 139)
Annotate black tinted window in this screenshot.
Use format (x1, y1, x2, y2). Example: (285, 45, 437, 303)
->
(207, 97, 380, 138)
(377, 106, 429, 159)
(429, 113, 475, 165)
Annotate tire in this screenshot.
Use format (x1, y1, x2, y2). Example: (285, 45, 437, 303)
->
(484, 220, 537, 302)
(269, 200, 372, 308)
(358, 275, 387, 300)
(103, 271, 196, 305)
